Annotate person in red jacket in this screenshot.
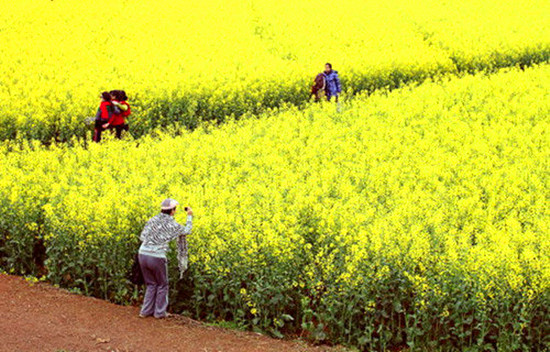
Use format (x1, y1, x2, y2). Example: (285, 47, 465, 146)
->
(310, 73, 326, 102)
(93, 92, 113, 142)
(103, 90, 131, 139)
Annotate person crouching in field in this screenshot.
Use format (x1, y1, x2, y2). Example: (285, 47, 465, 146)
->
(310, 72, 326, 102)
(93, 92, 113, 142)
(103, 90, 131, 139)
(324, 63, 342, 102)
(138, 199, 193, 319)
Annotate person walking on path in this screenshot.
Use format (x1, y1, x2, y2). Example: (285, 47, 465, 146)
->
(138, 198, 193, 319)
(92, 92, 113, 142)
(323, 63, 342, 102)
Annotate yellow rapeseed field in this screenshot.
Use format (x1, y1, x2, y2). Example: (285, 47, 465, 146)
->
(0, 65, 548, 350)
(0, 0, 549, 350)
(0, 0, 548, 141)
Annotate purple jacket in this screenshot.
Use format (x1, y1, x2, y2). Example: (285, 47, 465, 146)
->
(324, 70, 341, 97)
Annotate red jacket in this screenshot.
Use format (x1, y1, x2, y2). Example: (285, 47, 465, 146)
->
(108, 101, 131, 126)
(96, 101, 113, 121)
(311, 73, 326, 95)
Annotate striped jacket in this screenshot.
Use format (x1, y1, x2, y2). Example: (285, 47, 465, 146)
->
(139, 213, 193, 259)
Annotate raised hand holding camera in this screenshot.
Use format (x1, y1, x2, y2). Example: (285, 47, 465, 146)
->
(185, 207, 193, 216)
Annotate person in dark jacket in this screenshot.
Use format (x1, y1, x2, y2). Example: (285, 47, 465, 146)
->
(323, 63, 342, 102)
(310, 73, 326, 102)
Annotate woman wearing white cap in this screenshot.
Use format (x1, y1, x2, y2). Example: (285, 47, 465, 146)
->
(138, 198, 193, 318)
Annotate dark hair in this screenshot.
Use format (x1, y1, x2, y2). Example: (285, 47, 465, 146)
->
(101, 91, 111, 101)
(325, 63, 332, 69)
(109, 90, 128, 101)
(161, 206, 176, 215)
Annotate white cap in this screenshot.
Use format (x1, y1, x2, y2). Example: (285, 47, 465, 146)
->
(161, 198, 179, 210)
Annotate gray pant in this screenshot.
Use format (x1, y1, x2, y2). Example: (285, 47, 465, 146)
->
(139, 254, 169, 318)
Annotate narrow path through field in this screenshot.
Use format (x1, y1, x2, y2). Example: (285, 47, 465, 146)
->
(0, 274, 337, 352)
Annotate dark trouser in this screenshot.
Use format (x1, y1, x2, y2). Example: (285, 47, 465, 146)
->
(311, 89, 327, 102)
(139, 254, 169, 318)
(109, 124, 129, 139)
(327, 94, 338, 102)
(93, 120, 107, 142)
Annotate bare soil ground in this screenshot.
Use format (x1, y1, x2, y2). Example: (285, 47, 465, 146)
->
(0, 274, 341, 352)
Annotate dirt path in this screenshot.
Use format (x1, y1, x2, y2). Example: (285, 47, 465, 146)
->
(0, 274, 339, 352)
